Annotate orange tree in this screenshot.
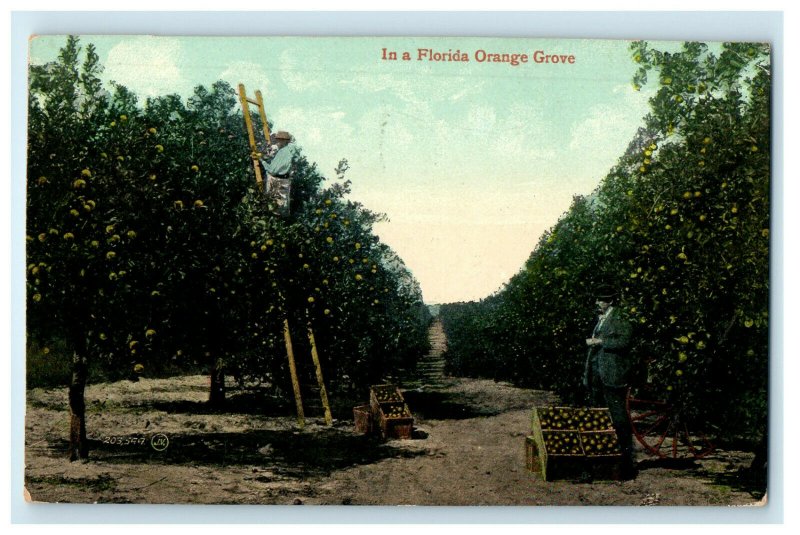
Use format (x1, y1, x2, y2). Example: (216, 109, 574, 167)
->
(27, 37, 430, 460)
(229, 173, 431, 396)
(440, 41, 769, 442)
(27, 38, 172, 459)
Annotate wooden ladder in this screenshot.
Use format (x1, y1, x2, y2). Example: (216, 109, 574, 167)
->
(238, 83, 333, 428)
(237, 84, 270, 188)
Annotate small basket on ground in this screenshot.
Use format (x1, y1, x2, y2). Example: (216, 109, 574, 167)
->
(353, 404, 373, 435)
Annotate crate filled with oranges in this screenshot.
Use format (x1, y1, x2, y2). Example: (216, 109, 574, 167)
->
(369, 384, 414, 439)
(528, 406, 623, 481)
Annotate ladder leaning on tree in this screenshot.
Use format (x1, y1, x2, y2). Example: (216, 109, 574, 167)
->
(237, 83, 333, 428)
(238, 85, 270, 188)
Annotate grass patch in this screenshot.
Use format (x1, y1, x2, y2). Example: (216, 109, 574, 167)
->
(709, 483, 733, 495)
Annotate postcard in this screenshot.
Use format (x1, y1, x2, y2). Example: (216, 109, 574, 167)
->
(24, 35, 770, 506)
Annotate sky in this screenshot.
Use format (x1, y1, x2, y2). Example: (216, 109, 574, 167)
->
(29, 35, 658, 304)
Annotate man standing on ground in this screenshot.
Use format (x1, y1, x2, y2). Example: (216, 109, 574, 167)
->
(583, 286, 636, 479)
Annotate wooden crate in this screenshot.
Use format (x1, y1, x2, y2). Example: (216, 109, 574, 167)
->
(353, 404, 373, 435)
(580, 430, 624, 480)
(529, 405, 621, 480)
(375, 401, 414, 440)
(530, 430, 586, 481)
(369, 384, 413, 440)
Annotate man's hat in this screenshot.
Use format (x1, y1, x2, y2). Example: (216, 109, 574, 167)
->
(273, 131, 292, 141)
(595, 284, 617, 301)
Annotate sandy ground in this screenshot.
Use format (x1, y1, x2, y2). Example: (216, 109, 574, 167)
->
(25, 322, 766, 506)
(24, 374, 766, 506)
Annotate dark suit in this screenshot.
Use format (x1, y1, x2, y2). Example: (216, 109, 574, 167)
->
(583, 306, 633, 389)
(583, 306, 635, 474)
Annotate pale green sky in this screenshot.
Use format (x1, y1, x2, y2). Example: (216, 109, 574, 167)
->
(30, 35, 660, 303)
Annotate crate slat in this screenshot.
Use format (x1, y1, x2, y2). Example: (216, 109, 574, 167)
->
(525, 429, 585, 481)
(580, 429, 623, 480)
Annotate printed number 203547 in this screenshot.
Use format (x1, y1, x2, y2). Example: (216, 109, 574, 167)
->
(101, 436, 147, 446)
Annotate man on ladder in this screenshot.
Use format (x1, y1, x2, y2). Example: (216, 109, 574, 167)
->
(261, 130, 298, 217)
(238, 83, 333, 429)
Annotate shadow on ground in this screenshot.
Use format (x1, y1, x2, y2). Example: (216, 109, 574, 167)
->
(637, 457, 700, 471)
(73, 427, 425, 478)
(637, 455, 767, 500)
(150, 392, 292, 417)
(402, 390, 499, 420)
(703, 467, 767, 500)
(150, 388, 362, 420)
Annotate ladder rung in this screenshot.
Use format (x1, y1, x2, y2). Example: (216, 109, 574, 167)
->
(246, 97, 261, 106)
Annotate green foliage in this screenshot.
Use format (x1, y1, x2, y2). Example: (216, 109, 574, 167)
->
(26, 36, 431, 393)
(26, 340, 72, 388)
(441, 41, 770, 440)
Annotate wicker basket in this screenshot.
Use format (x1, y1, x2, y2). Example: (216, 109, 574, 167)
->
(353, 404, 373, 434)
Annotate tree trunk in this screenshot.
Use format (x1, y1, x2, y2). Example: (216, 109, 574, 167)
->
(748, 432, 768, 486)
(209, 357, 226, 407)
(68, 351, 89, 461)
(205, 305, 226, 407)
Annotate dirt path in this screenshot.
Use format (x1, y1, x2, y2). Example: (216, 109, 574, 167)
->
(24, 321, 766, 505)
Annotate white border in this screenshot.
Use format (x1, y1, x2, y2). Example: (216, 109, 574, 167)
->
(5, 8, 791, 527)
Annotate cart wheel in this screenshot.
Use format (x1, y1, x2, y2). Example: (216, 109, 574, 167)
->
(626, 389, 715, 459)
